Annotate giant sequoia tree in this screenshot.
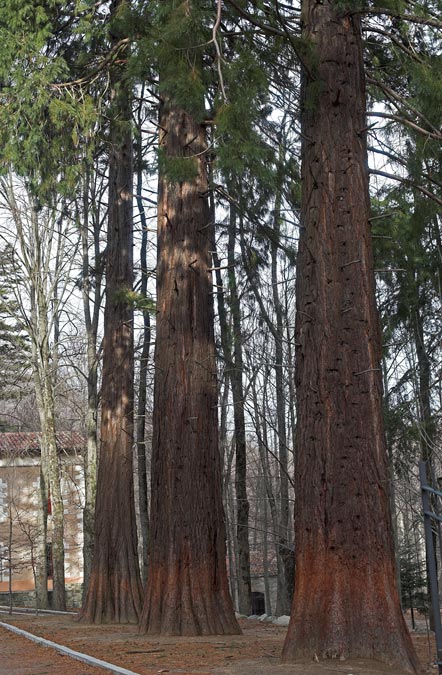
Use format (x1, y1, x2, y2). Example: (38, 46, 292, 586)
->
(80, 0, 143, 623)
(139, 0, 240, 636)
(281, 1, 419, 670)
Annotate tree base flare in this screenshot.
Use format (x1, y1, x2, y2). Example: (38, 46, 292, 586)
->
(282, 550, 420, 674)
(140, 561, 241, 636)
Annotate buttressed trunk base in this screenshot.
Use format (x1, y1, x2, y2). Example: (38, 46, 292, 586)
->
(283, 2, 419, 672)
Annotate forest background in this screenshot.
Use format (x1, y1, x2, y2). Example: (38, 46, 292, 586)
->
(0, 0, 441, 672)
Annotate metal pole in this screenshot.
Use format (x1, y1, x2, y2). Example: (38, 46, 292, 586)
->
(420, 460, 442, 674)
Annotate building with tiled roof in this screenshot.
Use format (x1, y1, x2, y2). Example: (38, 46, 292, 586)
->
(0, 431, 86, 456)
(0, 432, 86, 606)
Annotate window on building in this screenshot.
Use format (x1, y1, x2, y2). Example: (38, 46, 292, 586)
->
(0, 479, 7, 523)
(0, 544, 9, 582)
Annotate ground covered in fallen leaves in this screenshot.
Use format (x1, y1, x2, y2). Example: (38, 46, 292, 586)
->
(0, 611, 437, 675)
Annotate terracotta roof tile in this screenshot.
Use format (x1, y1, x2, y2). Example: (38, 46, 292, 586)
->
(0, 432, 86, 456)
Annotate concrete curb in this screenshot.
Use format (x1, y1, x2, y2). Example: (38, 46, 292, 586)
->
(0, 620, 143, 675)
(0, 605, 77, 616)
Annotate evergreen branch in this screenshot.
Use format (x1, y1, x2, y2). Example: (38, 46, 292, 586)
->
(369, 169, 442, 207)
(363, 26, 425, 64)
(238, 226, 279, 344)
(358, 8, 442, 29)
(366, 111, 442, 141)
(366, 76, 441, 137)
(51, 38, 131, 89)
(368, 145, 442, 193)
(213, 0, 228, 102)
(274, 0, 316, 80)
(225, 0, 286, 38)
(227, 0, 312, 78)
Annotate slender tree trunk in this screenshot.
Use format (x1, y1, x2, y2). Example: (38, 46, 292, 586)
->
(31, 285, 65, 610)
(139, 96, 240, 636)
(283, 3, 418, 670)
(262, 492, 272, 616)
(7, 503, 13, 614)
(413, 297, 438, 629)
(211, 186, 251, 614)
(271, 183, 292, 616)
(238, 212, 292, 614)
(414, 303, 435, 464)
(227, 480, 240, 611)
(80, 8, 143, 621)
(34, 373, 65, 610)
(82, 342, 98, 600)
(135, 128, 151, 586)
(252, 371, 283, 616)
(80, 163, 100, 602)
(35, 444, 49, 609)
(227, 208, 251, 616)
(43, 418, 66, 610)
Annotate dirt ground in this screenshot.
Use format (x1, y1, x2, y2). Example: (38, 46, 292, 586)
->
(0, 612, 438, 675)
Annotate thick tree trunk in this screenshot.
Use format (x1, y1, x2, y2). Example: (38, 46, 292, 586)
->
(282, 3, 418, 671)
(139, 99, 240, 636)
(79, 19, 143, 621)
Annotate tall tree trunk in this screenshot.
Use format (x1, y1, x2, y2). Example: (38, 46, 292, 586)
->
(211, 187, 251, 614)
(262, 490, 272, 616)
(33, 368, 65, 610)
(383, 360, 402, 606)
(35, 461, 49, 609)
(82, 341, 98, 600)
(282, 2, 418, 670)
(80, 161, 100, 602)
(80, 8, 143, 621)
(238, 217, 292, 614)
(31, 307, 48, 609)
(42, 415, 66, 610)
(139, 97, 240, 636)
(227, 208, 251, 616)
(271, 180, 293, 616)
(135, 123, 151, 586)
(413, 295, 438, 629)
(252, 369, 283, 616)
(31, 253, 65, 610)
(414, 302, 435, 464)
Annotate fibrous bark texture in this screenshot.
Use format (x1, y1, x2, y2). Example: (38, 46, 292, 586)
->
(79, 34, 143, 622)
(282, 2, 419, 672)
(139, 100, 240, 636)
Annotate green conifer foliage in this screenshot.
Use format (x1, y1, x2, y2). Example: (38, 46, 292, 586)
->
(0, 1, 101, 200)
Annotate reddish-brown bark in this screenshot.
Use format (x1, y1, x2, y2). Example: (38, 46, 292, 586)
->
(79, 14, 143, 622)
(282, 2, 419, 671)
(138, 100, 240, 636)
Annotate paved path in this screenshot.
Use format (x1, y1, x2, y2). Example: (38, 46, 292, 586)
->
(0, 624, 108, 675)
